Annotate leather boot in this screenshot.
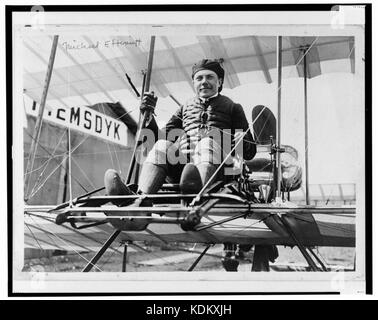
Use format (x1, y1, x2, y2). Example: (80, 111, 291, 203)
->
(196, 162, 219, 187)
(138, 162, 167, 194)
(180, 163, 203, 194)
(104, 169, 134, 206)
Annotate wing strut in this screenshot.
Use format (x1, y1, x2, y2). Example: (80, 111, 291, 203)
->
(122, 241, 129, 272)
(82, 229, 121, 272)
(302, 47, 310, 205)
(25, 35, 59, 201)
(187, 244, 212, 271)
(275, 36, 283, 201)
(278, 215, 321, 271)
(307, 247, 328, 271)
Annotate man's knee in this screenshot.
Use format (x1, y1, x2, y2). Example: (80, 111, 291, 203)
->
(193, 137, 222, 165)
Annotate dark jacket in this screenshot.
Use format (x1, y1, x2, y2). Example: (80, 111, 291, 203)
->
(148, 94, 256, 160)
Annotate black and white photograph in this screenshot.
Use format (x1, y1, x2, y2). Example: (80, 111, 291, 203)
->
(9, 4, 370, 295)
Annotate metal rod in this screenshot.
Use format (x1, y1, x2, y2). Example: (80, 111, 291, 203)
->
(65, 192, 248, 203)
(195, 212, 250, 231)
(71, 220, 109, 230)
(122, 242, 128, 272)
(68, 126, 73, 207)
(57, 129, 69, 203)
(58, 204, 356, 215)
(63, 206, 191, 213)
(67, 214, 185, 221)
(275, 36, 283, 201)
(188, 244, 211, 271)
(303, 50, 310, 205)
(25, 35, 59, 200)
(82, 229, 121, 272)
(160, 245, 228, 261)
(278, 215, 320, 271)
(48, 186, 105, 212)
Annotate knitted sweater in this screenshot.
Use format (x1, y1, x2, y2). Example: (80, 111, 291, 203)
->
(148, 95, 256, 160)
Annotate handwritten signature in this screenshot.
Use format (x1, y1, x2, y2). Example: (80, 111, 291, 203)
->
(61, 39, 142, 50)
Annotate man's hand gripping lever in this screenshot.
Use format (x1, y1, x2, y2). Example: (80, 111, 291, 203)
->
(140, 91, 158, 127)
(125, 91, 158, 184)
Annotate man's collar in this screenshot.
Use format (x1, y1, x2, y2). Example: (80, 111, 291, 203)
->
(199, 92, 219, 103)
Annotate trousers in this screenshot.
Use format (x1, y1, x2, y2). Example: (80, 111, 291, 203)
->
(143, 136, 223, 183)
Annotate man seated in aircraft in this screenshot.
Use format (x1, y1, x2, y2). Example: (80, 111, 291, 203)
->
(104, 59, 256, 206)
(104, 58, 256, 207)
(103, 59, 259, 270)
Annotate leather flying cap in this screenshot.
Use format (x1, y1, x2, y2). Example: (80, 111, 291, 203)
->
(191, 59, 225, 80)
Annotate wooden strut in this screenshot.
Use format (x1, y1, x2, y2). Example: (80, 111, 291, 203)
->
(277, 215, 321, 271)
(125, 73, 146, 184)
(133, 71, 147, 185)
(25, 35, 59, 201)
(82, 229, 121, 272)
(187, 244, 212, 271)
(126, 36, 156, 185)
(303, 47, 310, 205)
(68, 121, 73, 207)
(122, 242, 128, 272)
(124, 71, 144, 184)
(275, 36, 283, 201)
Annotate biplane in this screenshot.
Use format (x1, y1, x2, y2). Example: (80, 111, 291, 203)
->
(22, 32, 358, 273)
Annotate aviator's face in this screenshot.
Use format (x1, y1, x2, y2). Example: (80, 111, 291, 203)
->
(193, 70, 222, 99)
